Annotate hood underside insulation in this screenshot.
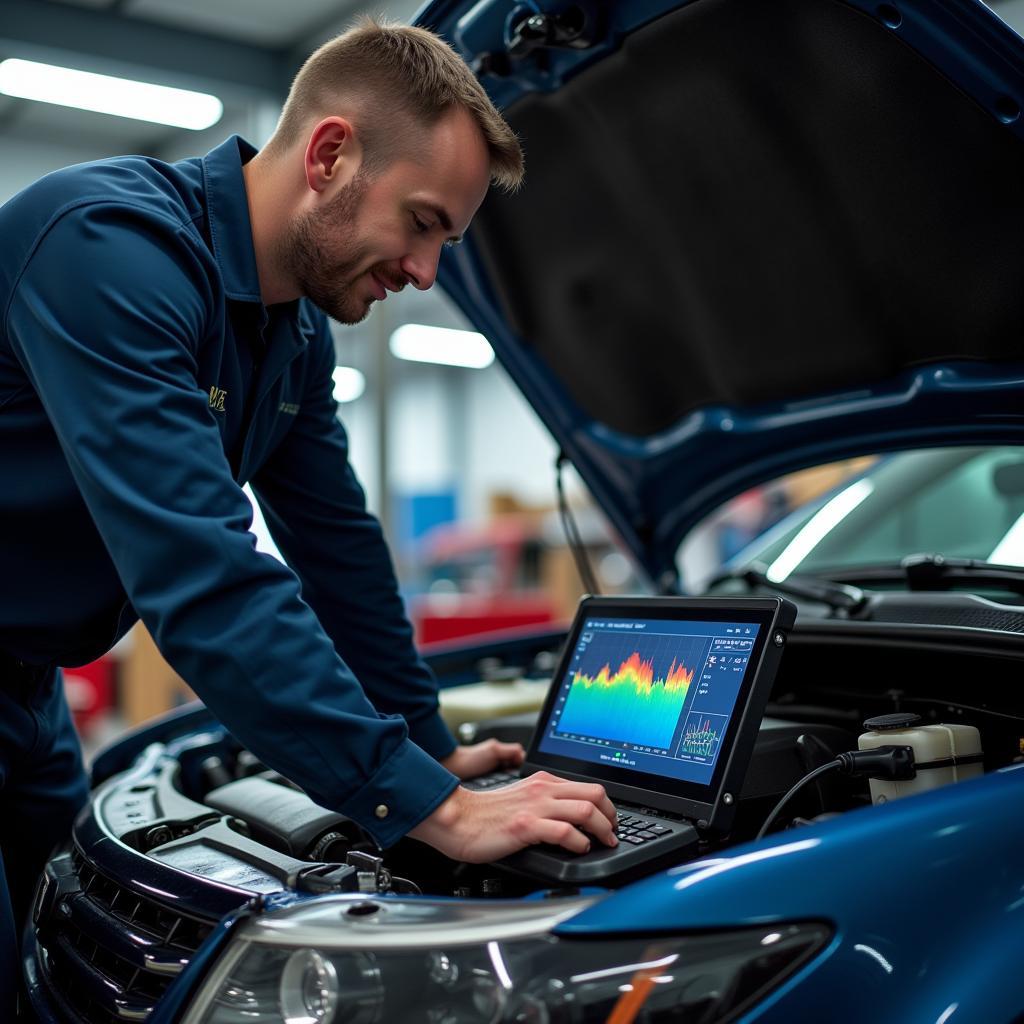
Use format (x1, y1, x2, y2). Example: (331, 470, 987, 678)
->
(471, 0, 1024, 436)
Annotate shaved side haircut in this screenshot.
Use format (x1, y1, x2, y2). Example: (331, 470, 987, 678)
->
(268, 18, 524, 191)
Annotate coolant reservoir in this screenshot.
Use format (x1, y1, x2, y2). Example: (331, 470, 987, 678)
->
(858, 713, 983, 804)
(439, 677, 551, 731)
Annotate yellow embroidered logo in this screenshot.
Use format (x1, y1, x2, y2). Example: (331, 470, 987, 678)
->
(278, 402, 300, 416)
(208, 386, 227, 413)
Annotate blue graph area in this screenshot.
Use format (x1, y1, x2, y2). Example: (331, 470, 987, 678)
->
(554, 632, 709, 749)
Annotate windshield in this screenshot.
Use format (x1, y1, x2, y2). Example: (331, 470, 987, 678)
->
(681, 447, 1024, 589)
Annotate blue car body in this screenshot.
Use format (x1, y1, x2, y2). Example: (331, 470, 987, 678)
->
(24, 0, 1024, 1022)
(27, 692, 1024, 1023)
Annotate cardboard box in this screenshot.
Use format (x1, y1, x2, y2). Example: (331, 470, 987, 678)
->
(121, 623, 195, 726)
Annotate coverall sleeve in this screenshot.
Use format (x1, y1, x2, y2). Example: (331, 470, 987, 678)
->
(251, 316, 458, 762)
(5, 202, 459, 846)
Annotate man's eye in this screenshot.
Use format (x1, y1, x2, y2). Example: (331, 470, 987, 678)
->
(412, 214, 430, 233)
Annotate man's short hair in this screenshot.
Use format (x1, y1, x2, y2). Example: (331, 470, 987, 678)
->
(269, 18, 524, 191)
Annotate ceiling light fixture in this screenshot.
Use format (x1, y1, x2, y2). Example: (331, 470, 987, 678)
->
(332, 366, 366, 403)
(389, 324, 495, 369)
(0, 58, 223, 130)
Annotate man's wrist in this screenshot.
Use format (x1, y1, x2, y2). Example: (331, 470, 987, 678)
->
(409, 785, 463, 843)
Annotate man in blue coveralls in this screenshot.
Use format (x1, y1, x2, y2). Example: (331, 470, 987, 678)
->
(0, 19, 618, 1015)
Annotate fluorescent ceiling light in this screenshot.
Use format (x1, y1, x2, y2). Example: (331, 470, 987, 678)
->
(389, 324, 494, 369)
(766, 478, 874, 582)
(332, 366, 365, 403)
(0, 59, 223, 130)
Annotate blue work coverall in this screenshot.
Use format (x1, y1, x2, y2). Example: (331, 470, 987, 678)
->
(0, 136, 461, 1011)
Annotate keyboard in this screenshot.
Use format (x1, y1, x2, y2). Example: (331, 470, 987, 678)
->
(504, 804, 699, 885)
(463, 772, 701, 884)
(462, 769, 521, 791)
(613, 810, 676, 846)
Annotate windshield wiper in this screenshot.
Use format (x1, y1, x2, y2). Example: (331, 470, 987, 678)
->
(764, 554, 1024, 599)
(708, 564, 868, 614)
(889, 553, 1024, 597)
(710, 554, 1024, 611)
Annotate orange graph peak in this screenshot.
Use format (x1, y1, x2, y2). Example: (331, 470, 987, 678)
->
(665, 658, 695, 690)
(572, 651, 692, 697)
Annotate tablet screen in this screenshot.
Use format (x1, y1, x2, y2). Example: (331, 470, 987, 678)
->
(536, 614, 761, 788)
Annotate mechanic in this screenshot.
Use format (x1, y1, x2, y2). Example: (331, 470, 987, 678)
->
(0, 20, 617, 1016)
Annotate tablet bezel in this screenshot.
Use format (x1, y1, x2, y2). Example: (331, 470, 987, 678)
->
(521, 595, 795, 830)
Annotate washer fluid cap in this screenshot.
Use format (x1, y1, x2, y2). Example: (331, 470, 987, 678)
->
(863, 712, 922, 731)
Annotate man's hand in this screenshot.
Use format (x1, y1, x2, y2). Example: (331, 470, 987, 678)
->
(441, 738, 525, 780)
(409, 771, 618, 863)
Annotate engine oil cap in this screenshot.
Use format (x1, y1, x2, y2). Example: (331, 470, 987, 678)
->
(863, 712, 922, 731)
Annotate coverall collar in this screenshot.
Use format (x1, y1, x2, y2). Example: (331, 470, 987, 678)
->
(201, 136, 264, 305)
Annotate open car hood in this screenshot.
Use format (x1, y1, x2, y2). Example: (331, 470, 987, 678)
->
(418, 0, 1024, 585)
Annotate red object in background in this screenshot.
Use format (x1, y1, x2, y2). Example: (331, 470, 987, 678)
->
(411, 517, 559, 644)
(62, 656, 115, 736)
(415, 597, 554, 644)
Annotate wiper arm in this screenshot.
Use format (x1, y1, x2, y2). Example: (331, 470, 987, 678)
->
(710, 554, 1024, 610)
(710, 564, 868, 614)
(900, 553, 1024, 597)
(815, 554, 1024, 597)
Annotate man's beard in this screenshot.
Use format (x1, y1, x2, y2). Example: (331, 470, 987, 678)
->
(280, 173, 378, 324)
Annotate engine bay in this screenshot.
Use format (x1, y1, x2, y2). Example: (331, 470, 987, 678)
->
(31, 620, 1024, 1024)
(88, 623, 1024, 903)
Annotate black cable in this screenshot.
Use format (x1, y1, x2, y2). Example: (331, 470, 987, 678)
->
(755, 745, 916, 841)
(556, 453, 600, 595)
(795, 733, 835, 817)
(756, 760, 842, 841)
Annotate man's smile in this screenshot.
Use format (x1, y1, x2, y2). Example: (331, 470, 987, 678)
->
(369, 271, 407, 301)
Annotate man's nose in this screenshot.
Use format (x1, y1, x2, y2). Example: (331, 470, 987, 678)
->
(400, 245, 442, 291)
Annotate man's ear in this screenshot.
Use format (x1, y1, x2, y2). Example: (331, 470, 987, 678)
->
(303, 117, 362, 193)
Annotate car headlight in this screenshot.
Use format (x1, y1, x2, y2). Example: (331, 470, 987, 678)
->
(183, 895, 830, 1024)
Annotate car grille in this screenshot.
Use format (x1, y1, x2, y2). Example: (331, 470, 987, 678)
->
(35, 846, 217, 1024)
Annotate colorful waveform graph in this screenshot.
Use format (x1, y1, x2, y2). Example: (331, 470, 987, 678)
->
(555, 651, 694, 749)
(678, 712, 727, 760)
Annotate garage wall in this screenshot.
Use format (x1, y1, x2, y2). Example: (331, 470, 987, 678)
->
(0, 136, 118, 203)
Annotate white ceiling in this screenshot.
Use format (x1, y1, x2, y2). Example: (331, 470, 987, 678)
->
(0, 0, 418, 161)
(5, 0, 1023, 159)
(126, 0, 351, 48)
(41, 0, 425, 51)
